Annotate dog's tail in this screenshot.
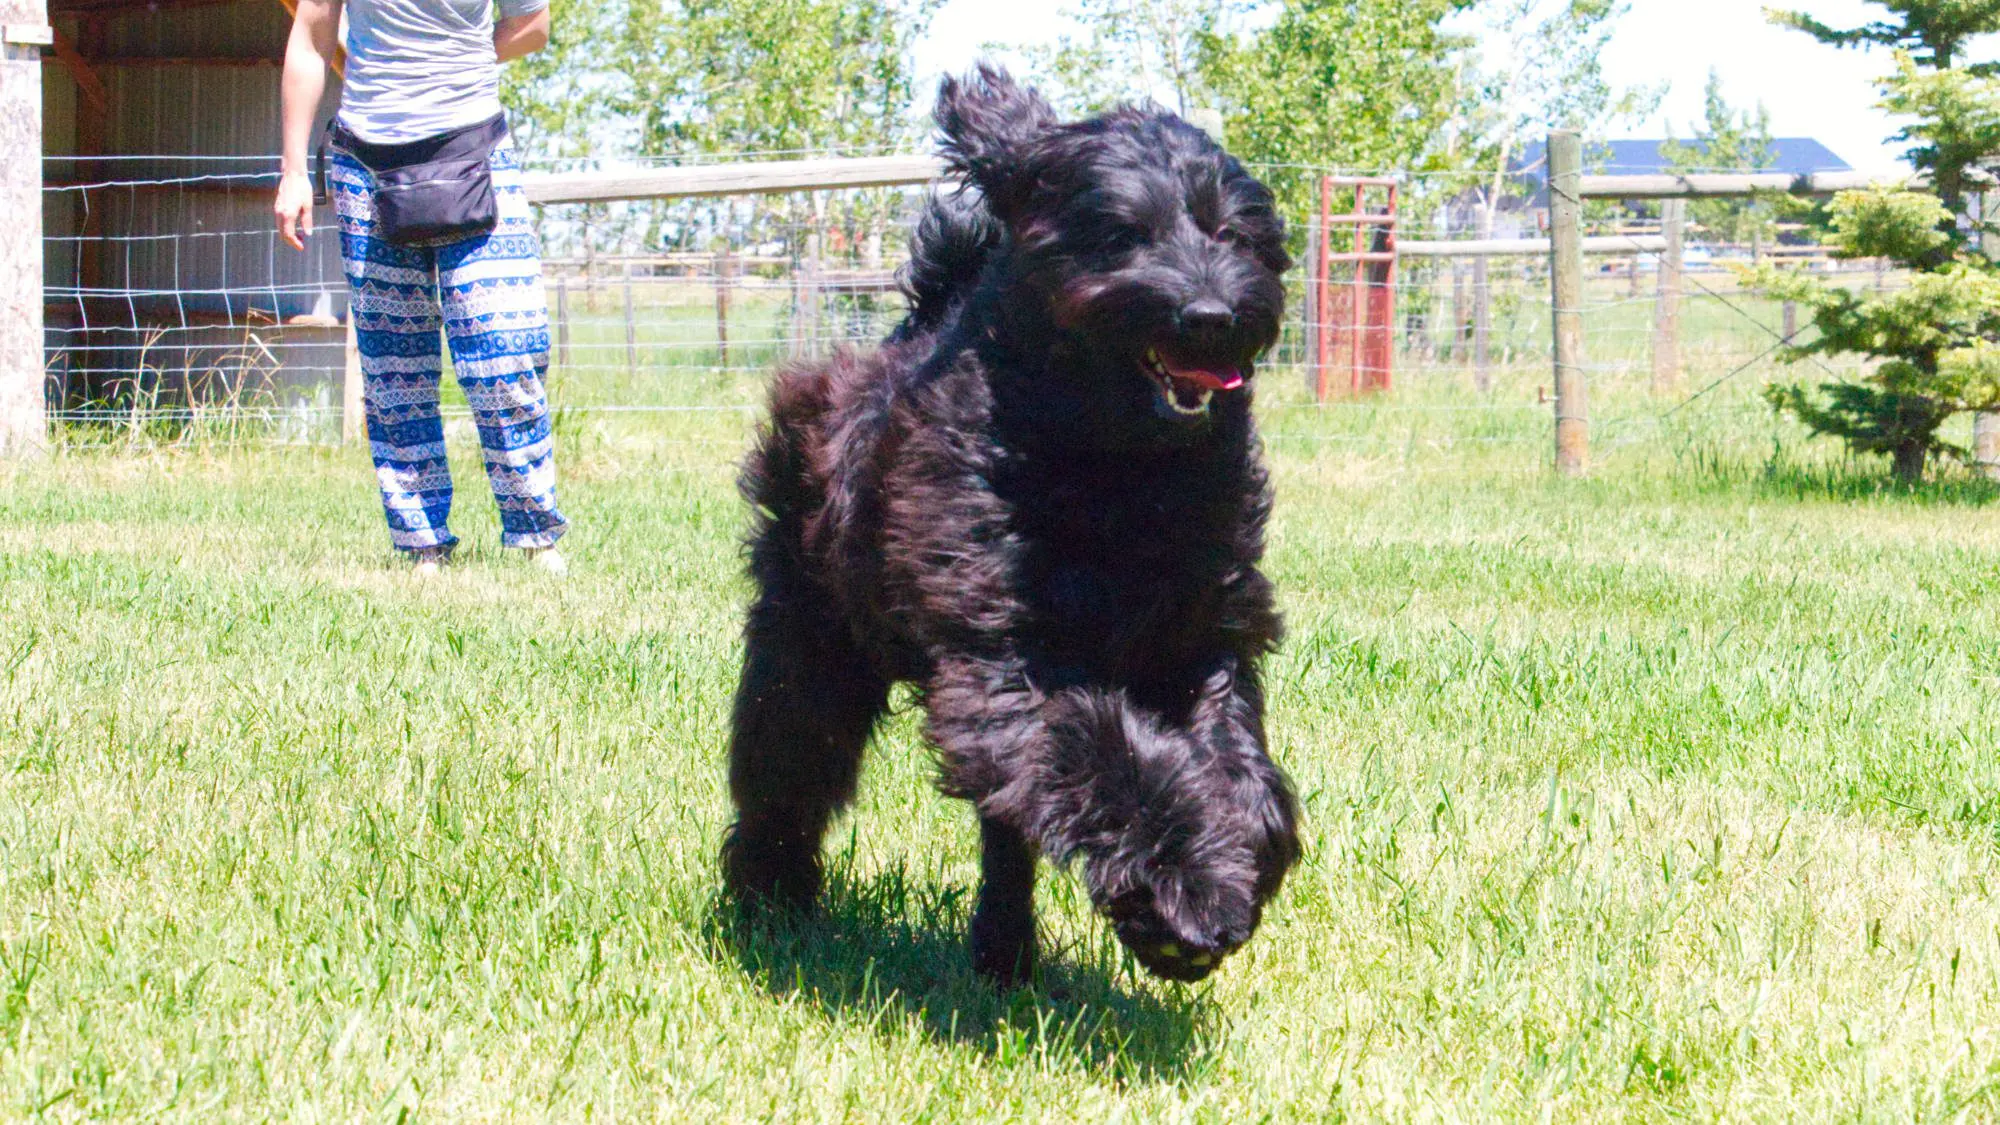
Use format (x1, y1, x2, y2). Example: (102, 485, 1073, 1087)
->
(889, 187, 1004, 342)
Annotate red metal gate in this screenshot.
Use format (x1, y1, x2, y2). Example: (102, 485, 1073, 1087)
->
(1313, 176, 1399, 400)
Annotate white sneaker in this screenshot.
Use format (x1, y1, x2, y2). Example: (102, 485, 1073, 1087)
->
(409, 547, 450, 579)
(524, 546, 568, 577)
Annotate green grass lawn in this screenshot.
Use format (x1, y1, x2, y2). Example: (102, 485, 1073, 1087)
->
(11, 341, 2000, 1120)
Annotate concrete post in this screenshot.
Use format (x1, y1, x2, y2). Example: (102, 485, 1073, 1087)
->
(0, 4, 48, 454)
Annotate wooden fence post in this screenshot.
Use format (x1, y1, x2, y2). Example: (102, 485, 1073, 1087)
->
(554, 275, 570, 372)
(1471, 253, 1492, 392)
(1651, 198, 1684, 394)
(714, 248, 731, 370)
(1302, 209, 1320, 394)
(1984, 189, 2000, 260)
(1976, 411, 2000, 482)
(581, 216, 597, 312)
(803, 223, 823, 358)
(342, 317, 363, 444)
(622, 262, 637, 376)
(1549, 130, 1588, 476)
(1450, 258, 1468, 364)
(0, 1, 48, 455)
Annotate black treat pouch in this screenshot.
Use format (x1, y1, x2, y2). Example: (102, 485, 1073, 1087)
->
(333, 114, 508, 246)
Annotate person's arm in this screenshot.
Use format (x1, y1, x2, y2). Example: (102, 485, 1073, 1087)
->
(275, 0, 342, 252)
(493, 6, 549, 61)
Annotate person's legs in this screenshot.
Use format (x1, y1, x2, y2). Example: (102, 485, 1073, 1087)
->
(435, 143, 567, 551)
(331, 151, 456, 556)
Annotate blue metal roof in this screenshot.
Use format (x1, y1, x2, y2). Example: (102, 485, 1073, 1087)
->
(1500, 137, 1855, 209)
(1512, 136, 1856, 175)
(1514, 137, 1854, 177)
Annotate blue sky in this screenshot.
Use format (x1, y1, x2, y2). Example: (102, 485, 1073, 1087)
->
(918, 0, 1999, 176)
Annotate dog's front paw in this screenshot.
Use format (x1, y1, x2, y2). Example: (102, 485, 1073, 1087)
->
(969, 902, 1039, 988)
(720, 821, 823, 916)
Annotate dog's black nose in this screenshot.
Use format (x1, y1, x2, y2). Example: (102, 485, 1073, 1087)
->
(1180, 299, 1234, 335)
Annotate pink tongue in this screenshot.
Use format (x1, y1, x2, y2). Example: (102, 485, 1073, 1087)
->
(1166, 363, 1244, 391)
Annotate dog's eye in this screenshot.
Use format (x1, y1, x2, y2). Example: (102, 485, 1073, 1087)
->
(1098, 223, 1150, 252)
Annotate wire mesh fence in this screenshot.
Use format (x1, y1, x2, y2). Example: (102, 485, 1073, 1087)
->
(44, 154, 348, 440)
(37, 155, 1907, 467)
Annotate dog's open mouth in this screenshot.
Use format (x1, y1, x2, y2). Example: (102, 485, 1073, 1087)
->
(1144, 347, 1244, 417)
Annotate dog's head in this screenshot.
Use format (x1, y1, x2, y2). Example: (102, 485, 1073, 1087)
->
(1020, 690, 1300, 983)
(936, 65, 1290, 432)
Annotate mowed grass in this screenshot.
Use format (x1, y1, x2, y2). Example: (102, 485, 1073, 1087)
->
(12, 344, 2000, 1120)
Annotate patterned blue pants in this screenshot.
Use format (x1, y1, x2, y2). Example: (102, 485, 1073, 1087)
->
(332, 141, 568, 554)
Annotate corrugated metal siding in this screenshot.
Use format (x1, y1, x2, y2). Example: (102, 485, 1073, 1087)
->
(102, 64, 287, 158)
(41, 59, 78, 284)
(101, 0, 293, 59)
(74, 188, 344, 319)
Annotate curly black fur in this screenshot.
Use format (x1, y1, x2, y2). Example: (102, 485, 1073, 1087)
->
(722, 64, 1301, 987)
(890, 188, 1003, 343)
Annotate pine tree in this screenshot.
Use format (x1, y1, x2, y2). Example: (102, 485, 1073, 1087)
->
(1757, 1, 2000, 482)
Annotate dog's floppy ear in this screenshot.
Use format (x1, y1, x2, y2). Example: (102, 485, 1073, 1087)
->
(935, 63, 1056, 222)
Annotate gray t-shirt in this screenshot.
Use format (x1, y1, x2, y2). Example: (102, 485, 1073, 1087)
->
(336, 0, 546, 143)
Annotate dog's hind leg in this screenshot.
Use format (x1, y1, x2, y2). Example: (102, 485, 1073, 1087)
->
(969, 815, 1039, 986)
(721, 587, 888, 914)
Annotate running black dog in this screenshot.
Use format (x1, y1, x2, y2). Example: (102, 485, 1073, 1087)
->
(722, 65, 1300, 986)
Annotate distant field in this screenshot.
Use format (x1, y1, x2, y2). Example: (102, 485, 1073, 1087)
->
(11, 297, 2000, 1119)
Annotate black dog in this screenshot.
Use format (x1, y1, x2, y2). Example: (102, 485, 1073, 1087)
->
(722, 65, 1300, 986)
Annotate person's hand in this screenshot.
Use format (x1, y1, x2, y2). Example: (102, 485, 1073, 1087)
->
(275, 170, 315, 251)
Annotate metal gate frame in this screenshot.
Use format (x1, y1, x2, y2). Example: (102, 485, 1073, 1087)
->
(1313, 175, 1399, 400)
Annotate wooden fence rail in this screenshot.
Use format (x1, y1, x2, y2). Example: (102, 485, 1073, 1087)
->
(524, 157, 1949, 210)
(1578, 170, 1948, 199)
(1400, 235, 1667, 258)
(522, 155, 946, 206)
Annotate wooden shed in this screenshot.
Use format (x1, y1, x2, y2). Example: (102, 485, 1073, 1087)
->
(13, 0, 350, 436)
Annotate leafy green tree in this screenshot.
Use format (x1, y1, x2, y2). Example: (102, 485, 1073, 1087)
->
(1434, 0, 1658, 388)
(1660, 69, 1778, 248)
(499, 0, 935, 259)
(603, 0, 936, 262)
(1458, 0, 1662, 241)
(620, 0, 936, 159)
(1767, 0, 2000, 71)
(1024, 0, 1227, 115)
(1757, 1, 2000, 481)
(1198, 0, 1478, 223)
(499, 0, 626, 163)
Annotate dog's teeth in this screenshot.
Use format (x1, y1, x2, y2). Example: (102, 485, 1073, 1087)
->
(1161, 384, 1213, 416)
